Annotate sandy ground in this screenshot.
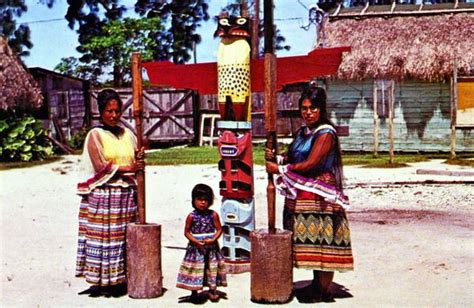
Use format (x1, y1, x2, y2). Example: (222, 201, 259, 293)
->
(1, 156, 473, 307)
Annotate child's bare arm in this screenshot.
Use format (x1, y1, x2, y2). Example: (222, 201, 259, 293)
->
(184, 214, 204, 247)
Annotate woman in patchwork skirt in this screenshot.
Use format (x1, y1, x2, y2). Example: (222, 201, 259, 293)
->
(75, 89, 144, 297)
(266, 85, 354, 302)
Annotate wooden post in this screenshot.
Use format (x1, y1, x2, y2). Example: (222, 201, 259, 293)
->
(373, 80, 379, 157)
(132, 53, 146, 224)
(264, 0, 277, 234)
(265, 53, 277, 233)
(388, 80, 395, 164)
(250, 1, 293, 303)
(251, 0, 260, 60)
(241, 0, 248, 15)
(127, 52, 163, 299)
(450, 59, 458, 159)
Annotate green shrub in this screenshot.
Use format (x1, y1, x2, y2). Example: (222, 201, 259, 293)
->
(69, 126, 91, 150)
(0, 115, 54, 162)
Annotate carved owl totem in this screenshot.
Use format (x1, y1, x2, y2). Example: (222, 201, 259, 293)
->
(215, 14, 251, 122)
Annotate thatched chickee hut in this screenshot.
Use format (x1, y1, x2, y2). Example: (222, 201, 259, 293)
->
(0, 35, 42, 112)
(319, 3, 474, 153)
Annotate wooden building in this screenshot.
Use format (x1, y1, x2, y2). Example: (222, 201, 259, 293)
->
(320, 3, 474, 153)
(29, 67, 90, 141)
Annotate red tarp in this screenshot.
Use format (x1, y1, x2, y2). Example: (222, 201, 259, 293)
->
(142, 46, 350, 94)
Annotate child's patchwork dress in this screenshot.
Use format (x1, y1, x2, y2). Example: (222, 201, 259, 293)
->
(176, 209, 227, 290)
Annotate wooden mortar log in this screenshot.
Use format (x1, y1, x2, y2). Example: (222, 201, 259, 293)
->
(127, 223, 163, 298)
(250, 228, 293, 303)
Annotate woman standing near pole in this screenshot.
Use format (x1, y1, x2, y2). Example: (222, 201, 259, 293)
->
(265, 85, 353, 302)
(75, 89, 144, 297)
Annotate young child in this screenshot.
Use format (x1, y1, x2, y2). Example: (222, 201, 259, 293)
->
(176, 183, 227, 302)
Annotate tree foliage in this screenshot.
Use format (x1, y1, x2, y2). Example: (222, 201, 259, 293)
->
(0, 0, 55, 56)
(134, 0, 210, 64)
(54, 56, 101, 84)
(220, 0, 290, 56)
(0, 0, 31, 56)
(63, 1, 209, 85)
(57, 17, 162, 86)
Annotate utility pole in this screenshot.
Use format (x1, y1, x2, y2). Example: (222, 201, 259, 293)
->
(252, 0, 260, 59)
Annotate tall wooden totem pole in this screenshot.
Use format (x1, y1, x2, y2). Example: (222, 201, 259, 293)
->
(215, 12, 255, 273)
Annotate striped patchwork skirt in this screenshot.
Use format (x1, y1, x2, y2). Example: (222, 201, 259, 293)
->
(75, 185, 137, 286)
(176, 241, 227, 290)
(283, 189, 354, 272)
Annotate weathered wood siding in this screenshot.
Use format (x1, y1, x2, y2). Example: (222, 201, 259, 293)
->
(90, 89, 198, 143)
(30, 68, 88, 139)
(327, 80, 474, 152)
(200, 91, 302, 138)
(201, 80, 473, 152)
(46, 89, 86, 138)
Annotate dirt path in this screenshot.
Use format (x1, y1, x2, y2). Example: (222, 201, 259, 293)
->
(1, 157, 473, 307)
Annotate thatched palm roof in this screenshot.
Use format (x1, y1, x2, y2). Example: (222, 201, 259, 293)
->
(0, 36, 42, 111)
(322, 4, 474, 81)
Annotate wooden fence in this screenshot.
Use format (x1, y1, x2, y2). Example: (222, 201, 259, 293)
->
(90, 88, 199, 144)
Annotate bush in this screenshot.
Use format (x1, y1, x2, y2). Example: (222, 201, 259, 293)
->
(0, 115, 55, 162)
(69, 126, 91, 150)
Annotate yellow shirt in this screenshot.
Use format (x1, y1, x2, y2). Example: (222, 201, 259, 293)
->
(100, 128, 136, 167)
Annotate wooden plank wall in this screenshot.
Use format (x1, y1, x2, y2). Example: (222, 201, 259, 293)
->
(90, 89, 196, 143)
(201, 80, 473, 152)
(200, 91, 302, 138)
(46, 89, 86, 139)
(68, 89, 87, 135)
(328, 80, 474, 152)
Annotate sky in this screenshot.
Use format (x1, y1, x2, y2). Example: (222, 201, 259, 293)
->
(17, 0, 317, 71)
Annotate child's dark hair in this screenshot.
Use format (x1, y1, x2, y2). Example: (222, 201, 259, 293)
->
(191, 183, 214, 207)
(97, 88, 123, 116)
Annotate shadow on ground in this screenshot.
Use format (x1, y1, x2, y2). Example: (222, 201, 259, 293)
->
(178, 290, 228, 304)
(294, 280, 353, 303)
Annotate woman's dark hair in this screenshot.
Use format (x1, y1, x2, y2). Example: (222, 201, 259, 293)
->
(191, 183, 214, 207)
(298, 85, 329, 124)
(297, 84, 346, 191)
(97, 89, 123, 116)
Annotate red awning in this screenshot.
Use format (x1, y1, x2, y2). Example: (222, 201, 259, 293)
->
(143, 46, 350, 94)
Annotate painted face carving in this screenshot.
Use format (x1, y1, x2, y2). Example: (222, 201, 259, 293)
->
(215, 15, 250, 38)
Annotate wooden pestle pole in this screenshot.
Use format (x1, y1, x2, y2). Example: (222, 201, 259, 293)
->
(132, 52, 146, 224)
(264, 0, 277, 234)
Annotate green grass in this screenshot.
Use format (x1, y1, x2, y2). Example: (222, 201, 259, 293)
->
(2, 147, 471, 170)
(147, 145, 473, 168)
(342, 153, 427, 167)
(146, 144, 267, 166)
(0, 156, 63, 170)
(445, 157, 474, 167)
(146, 146, 220, 165)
